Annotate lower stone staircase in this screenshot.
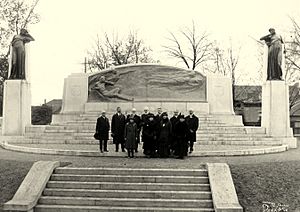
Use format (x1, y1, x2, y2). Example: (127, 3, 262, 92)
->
(34, 166, 214, 212)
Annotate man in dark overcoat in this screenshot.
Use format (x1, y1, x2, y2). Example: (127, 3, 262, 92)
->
(174, 115, 189, 159)
(142, 114, 157, 157)
(185, 109, 199, 154)
(95, 111, 110, 153)
(111, 107, 126, 152)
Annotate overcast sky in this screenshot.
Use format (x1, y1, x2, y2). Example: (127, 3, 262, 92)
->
(27, 0, 300, 105)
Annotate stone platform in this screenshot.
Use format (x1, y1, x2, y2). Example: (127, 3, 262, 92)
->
(0, 111, 289, 157)
(0, 142, 288, 157)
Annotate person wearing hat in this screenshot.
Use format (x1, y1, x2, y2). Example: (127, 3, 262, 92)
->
(174, 114, 189, 159)
(124, 115, 138, 158)
(142, 113, 157, 157)
(95, 111, 110, 153)
(157, 112, 172, 158)
(185, 109, 199, 154)
(141, 106, 154, 144)
(170, 110, 180, 154)
(126, 108, 141, 152)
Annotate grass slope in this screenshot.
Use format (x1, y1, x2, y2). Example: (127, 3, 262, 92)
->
(231, 161, 300, 212)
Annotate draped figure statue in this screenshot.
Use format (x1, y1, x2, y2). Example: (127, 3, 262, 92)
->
(9, 28, 35, 80)
(260, 28, 285, 80)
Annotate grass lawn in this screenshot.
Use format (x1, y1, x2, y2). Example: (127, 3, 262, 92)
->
(230, 161, 300, 212)
(0, 160, 33, 211)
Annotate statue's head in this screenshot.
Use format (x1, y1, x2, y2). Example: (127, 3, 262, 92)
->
(269, 28, 276, 35)
(20, 28, 28, 35)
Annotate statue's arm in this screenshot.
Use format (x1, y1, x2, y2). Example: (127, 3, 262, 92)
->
(105, 80, 114, 86)
(24, 33, 35, 43)
(260, 34, 271, 41)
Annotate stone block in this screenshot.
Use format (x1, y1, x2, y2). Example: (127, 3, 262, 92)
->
(261, 81, 297, 148)
(61, 73, 88, 113)
(207, 163, 243, 212)
(206, 75, 234, 115)
(85, 102, 109, 112)
(3, 161, 60, 211)
(2, 80, 31, 136)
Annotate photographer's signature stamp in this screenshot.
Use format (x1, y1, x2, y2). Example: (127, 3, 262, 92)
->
(262, 201, 289, 212)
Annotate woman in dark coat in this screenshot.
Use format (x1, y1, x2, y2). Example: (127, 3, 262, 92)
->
(124, 116, 138, 158)
(174, 115, 189, 159)
(142, 114, 157, 157)
(157, 112, 172, 158)
(95, 111, 110, 153)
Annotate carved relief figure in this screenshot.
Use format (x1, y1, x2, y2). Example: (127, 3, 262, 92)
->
(91, 75, 133, 101)
(88, 65, 206, 102)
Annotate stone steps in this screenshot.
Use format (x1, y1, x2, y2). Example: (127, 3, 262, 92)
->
(35, 167, 214, 212)
(38, 196, 213, 208)
(35, 205, 215, 212)
(46, 181, 211, 191)
(43, 189, 211, 200)
(54, 167, 207, 176)
(50, 175, 209, 184)
(11, 138, 281, 146)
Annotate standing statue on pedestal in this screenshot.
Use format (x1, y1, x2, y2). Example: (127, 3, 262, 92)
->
(260, 28, 285, 80)
(9, 29, 35, 80)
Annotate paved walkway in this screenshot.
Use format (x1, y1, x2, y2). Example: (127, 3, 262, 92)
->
(0, 142, 299, 168)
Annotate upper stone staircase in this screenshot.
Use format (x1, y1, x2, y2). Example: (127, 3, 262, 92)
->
(20, 112, 283, 146)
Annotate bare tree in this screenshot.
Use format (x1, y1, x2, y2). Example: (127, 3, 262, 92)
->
(87, 30, 155, 72)
(210, 40, 241, 104)
(0, 0, 40, 54)
(284, 17, 300, 84)
(0, 0, 40, 115)
(163, 22, 213, 70)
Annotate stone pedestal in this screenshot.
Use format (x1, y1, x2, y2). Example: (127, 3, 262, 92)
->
(261, 81, 297, 148)
(2, 80, 31, 135)
(206, 75, 234, 115)
(61, 73, 88, 113)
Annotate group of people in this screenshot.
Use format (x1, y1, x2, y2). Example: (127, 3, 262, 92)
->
(95, 106, 199, 159)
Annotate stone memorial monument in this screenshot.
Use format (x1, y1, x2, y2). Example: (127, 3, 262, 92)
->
(2, 29, 34, 135)
(260, 28, 297, 148)
(58, 64, 238, 120)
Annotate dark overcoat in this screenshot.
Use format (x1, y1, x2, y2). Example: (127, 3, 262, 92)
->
(185, 114, 199, 142)
(95, 116, 110, 140)
(157, 119, 172, 157)
(111, 113, 126, 144)
(142, 119, 157, 152)
(174, 120, 189, 157)
(124, 122, 138, 149)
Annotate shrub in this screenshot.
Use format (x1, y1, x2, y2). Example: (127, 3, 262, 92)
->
(31, 105, 52, 125)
